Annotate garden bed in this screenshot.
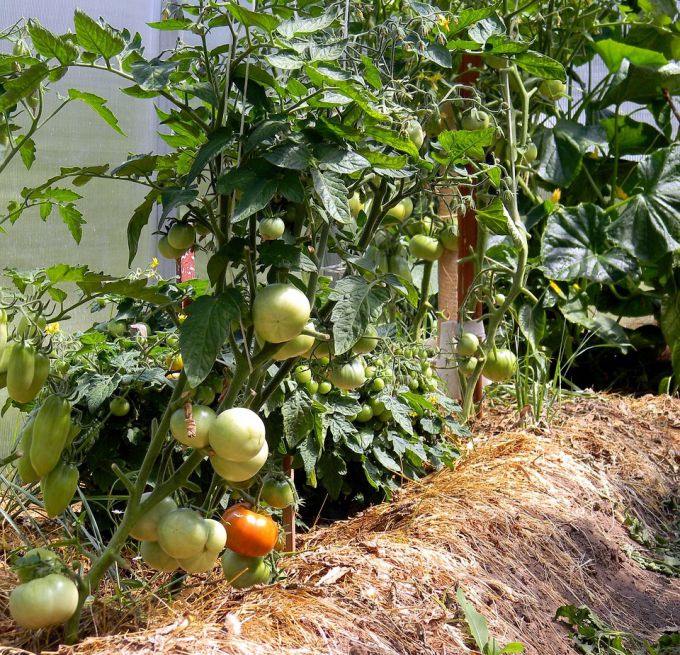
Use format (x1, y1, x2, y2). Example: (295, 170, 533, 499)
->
(2, 393, 679, 654)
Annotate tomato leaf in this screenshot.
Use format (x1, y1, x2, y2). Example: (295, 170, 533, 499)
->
(0, 63, 49, 113)
(68, 89, 125, 136)
(185, 127, 233, 186)
(129, 57, 178, 91)
(227, 3, 280, 33)
(541, 204, 638, 282)
(73, 9, 125, 60)
(438, 128, 495, 163)
(277, 10, 337, 38)
(180, 291, 241, 388)
(58, 203, 85, 244)
(329, 276, 390, 355)
(127, 191, 158, 266)
(514, 51, 565, 81)
(312, 169, 351, 224)
(19, 137, 36, 170)
(27, 19, 78, 65)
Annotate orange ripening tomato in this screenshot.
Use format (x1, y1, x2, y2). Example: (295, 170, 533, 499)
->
(221, 505, 279, 557)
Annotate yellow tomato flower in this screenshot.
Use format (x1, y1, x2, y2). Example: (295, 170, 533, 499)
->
(150, 257, 159, 269)
(614, 186, 628, 200)
(551, 188, 562, 203)
(45, 322, 60, 335)
(548, 280, 566, 299)
(438, 14, 450, 30)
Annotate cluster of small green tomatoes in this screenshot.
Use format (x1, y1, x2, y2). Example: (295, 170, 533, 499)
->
(454, 331, 517, 383)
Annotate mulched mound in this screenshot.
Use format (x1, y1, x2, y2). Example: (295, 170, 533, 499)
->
(1, 394, 679, 655)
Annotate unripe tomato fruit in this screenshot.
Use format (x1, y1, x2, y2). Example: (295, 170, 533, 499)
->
(7, 345, 49, 404)
(318, 381, 332, 395)
(258, 217, 285, 241)
(386, 197, 413, 221)
(355, 404, 373, 423)
(462, 109, 490, 131)
(41, 460, 79, 517)
(459, 357, 478, 376)
(211, 441, 269, 482)
(457, 332, 479, 357)
(262, 321, 315, 361)
(167, 223, 196, 250)
(252, 284, 311, 344)
(539, 79, 566, 102)
(405, 120, 424, 149)
(372, 377, 385, 392)
(165, 353, 183, 371)
(130, 493, 178, 542)
(221, 549, 272, 588)
(294, 365, 312, 385)
(170, 404, 216, 448)
(193, 385, 216, 405)
(483, 348, 517, 382)
(157, 508, 209, 560)
(493, 293, 506, 306)
(140, 540, 179, 572)
(524, 141, 538, 163)
(440, 224, 458, 251)
(158, 235, 185, 260)
(109, 397, 130, 417)
(409, 235, 444, 261)
(261, 476, 295, 509)
(209, 407, 265, 462)
(10, 573, 79, 629)
(305, 379, 319, 394)
(221, 505, 279, 557)
(352, 325, 379, 354)
(14, 548, 60, 584)
(328, 358, 366, 390)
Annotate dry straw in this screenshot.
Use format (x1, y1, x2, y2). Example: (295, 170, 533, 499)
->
(1, 394, 678, 654)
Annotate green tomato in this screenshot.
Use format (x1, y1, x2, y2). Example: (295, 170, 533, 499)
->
(259, 217, 285, 241)
(41, 460, 79, 518)
(167, 222, 196, 250)
(328, 358, 366, 390)
(305, 379, 319, 395)
(252, 284, 311, 344)
(263, 321, 315, 361)
(408, 377, 419, 391)
(493, 293, 506, 306)
(461, 109, 491, 131)
(386, 197, 414, 222)
(261, 475, 295, 509)
(109, 397, 130, 417)
(483, 348, 517, 382)
(364, 366, 377, 378)
(178, 549, 221, 574)
(129, 493, 178, 542)
(140, 540, 179, 573)
(369, 398, 385, 415)
(457, 332, 480, 357)
(10, 573, 79, 629)
(355, 404, 374, 423)
(378, 409, 392, 422)
(524, 141, 538, 163)
(352, 325, 379, 355)
(318, 381, 332, 395)
(157, 508, 209, 560)
(459, 357, 478, 377)
(539, 79, 566, 102)
(409, 235, 444, 261)
(158, 235, 186, 260)
(14, 548, 60, 584)
(171, 404, 216, 448)
(405, 120, 424, 149)
(194, 385, 216, 405)
(210, 441, 269, 482)
(294, 365, 313, 385)
(208, 407, 265, 462)
(440, 224, 458, 251)
(372, 377, 385, 392)
(221, 549, 272, 589)
(107, 320, 127, 337)
(167, 333, 180, 347)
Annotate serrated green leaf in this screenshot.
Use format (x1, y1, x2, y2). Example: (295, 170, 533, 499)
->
(258, 241, 317, 272)
(263, 143, 312, 171)
(282, 393, 316, 449)
(147, 18, 194, 30)
(0, 63, 48, 112)
(185, 127, 232, 186)
(74, 9, 125, 59)
(129, 57, 178, 91)
(58, 204, 85, 244)
(277, 10, 337, 38)
(364, 124, 420, 158)
(27, 19, 78, 65)
(329, 276, 390, 354)
(68, 89, 125, 136)
(361, 55, 383, 90)
(127, 191, 158, 266)
(19, 137, 35, 170)
(318, 146, 369, 174)
(180, 292, 241, 388)
(515, 50, 565, 81)
(595, 39, 667, 73)
(438, 128, 495, 162)
(227, 3, 280, 33)
(312, 169, 350, 224)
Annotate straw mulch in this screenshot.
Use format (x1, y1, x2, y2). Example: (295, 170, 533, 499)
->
(1, 393, 679, 655)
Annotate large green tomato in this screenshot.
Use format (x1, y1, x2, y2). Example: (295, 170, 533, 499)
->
(409, 235, 444, 261)
(9, 574, 79, 629)
(158, 235, 186, 260)
(252, 284, 311, 343)
(386, 197, 413, 221)
(41, 460, 79, 518)
(440, 224, 458, 251)
(459, 357, 478, 377)
(157, 508, 209, 560)
(170, 404, 216, 448)
(352, 325, 379, 355)
(261, 476, 295, 509)
(221, 549, 272, 589)
(167, 222, 196, 250)
(140, 540, 179, 573)
(208, 407, 265, 462)
(483, 348, 517, 382)
(258, 321, 315, 361)
(178, 549, 220, 574)
(259, 217, 285, 241)
(30, 395, 71, 477)
(457, 332, 480, 357)
(6, 344, 49, 404)
(328, 358, 366, 390)
(203, 518, 227, 552)
(129, 493, 178, 542)
(210, 441, 269, 482)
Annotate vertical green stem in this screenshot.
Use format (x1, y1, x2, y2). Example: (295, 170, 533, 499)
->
(412, 260, 433, 341)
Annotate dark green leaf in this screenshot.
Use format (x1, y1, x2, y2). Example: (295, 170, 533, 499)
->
(364, 124, 421, 158)
(227, 3, 280, 33)
(282, 393, 316, 449)
(263, 143, 312, 171)
(423, 44, 452, 68)
(0, 63, 48, 112)
(542, 204, 638, 282)
(600, 115, 669, 155)
(68, 89, 125, 136)
(185, 127, 232, 186)
(660, 293, 680, 346)
(160, 187, 198, 220)
(595, 39, 667, 72)
(127, 191, 158, 266)
(361, 55, 383, 90)
(608, 147, 680, 262)
(312, 169, 350, 224)
(258, 241, 317, 272)
(515, 51, 565, 81)
(438, 128, 495, 162)
(517, 304, 546, 352)
(317, 146, 369, 174)
(130, 57, 178, 91)
(329, 276, 390, 355)
(468, 15, 504, 44)
(180, 291, 241, 388)
(476, 197, 509, 235)
(74, 9, 125, 59)
(19, 137, 35, 170)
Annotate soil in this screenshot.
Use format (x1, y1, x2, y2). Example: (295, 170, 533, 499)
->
(1, 393, 679, 655)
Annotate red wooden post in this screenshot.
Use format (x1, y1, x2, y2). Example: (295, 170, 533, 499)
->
(282, 455, 296, 551)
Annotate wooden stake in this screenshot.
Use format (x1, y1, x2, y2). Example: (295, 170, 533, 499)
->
(282, 455, 296, 551)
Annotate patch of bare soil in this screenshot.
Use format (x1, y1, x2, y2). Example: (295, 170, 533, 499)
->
(1, 394, 679, 655)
